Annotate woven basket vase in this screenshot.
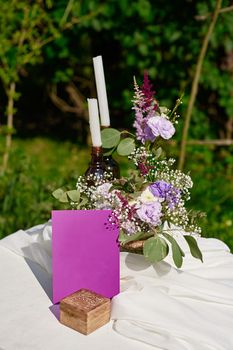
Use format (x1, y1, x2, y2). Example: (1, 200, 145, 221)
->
(121, 240, 145, 254)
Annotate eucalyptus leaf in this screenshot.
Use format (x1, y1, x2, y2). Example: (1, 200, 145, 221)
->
(66, 189, 80, 202)
(119, 230, 126, 243)
(129, 191, 142, 199)
(184, 235, 203, 262)
(153, 147, 163, 159)
(120, 231, 146, 245)
(59, 192, 69, 203)
(117, 138, 135, 156)
(79, 197, 88, 207)
(104, 148, 115, 156)
(101, 128, 121, 148)
(52, 188, 64, 200)
(143, 236, 169, 263)
(163, 233, 185, 268)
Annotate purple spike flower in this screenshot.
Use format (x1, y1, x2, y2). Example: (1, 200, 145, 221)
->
(132, 75, 158, 143)
(141, 71, 158, 111)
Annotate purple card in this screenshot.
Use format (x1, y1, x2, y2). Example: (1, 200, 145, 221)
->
(52, 210, 119, 304)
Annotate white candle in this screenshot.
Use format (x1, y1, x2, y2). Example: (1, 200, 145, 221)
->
(87, 98, 102, 147)
(93, 55, 110, 127)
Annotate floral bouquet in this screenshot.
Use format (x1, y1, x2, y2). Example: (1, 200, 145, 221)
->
(53, 73, 204, 268)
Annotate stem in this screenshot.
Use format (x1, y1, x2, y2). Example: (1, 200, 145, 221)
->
(195, 5, 233, 20)
(169, 93, 184, 121)
(121, 130, 135, 138)
(178, 0, 222, 171)
(60, 0, 74, 26)
(2, 82, 16, 174)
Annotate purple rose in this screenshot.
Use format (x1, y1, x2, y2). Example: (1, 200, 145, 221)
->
(147, 114, 175, 140)
(136, 201, 162, 226)
(149, 181, 180, 209)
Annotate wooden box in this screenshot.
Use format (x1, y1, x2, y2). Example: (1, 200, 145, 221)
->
(60, 289, 111, 335)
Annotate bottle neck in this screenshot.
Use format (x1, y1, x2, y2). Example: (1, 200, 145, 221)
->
(90, 146, 104, 165)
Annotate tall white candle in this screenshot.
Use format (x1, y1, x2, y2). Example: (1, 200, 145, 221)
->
(93, 55, 110, 127)
(87, 98, 102, 147)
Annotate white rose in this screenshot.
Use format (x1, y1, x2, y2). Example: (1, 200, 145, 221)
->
(139, 187, 162, 204)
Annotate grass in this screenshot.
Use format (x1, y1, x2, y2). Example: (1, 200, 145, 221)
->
(0, 137, 232, 251)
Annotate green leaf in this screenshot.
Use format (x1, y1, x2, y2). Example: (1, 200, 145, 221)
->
(66, 190, 80, 202)
(52, 188, 64, 200)
(78, 197, 88, 208)
(120, 231, 146, 245)
(103, 148, 115, 156)
(129, 191, 142, 199)
(163, 233, 185, 268)
(119, 230, 142, 245)
(143, 236, 169, 263)
(101, 128, 121, 148)
(59, 192, 69, 203)
(117, 138, 135, 156)
(152, 147, 163, 159)
(184, 235, 203, 262)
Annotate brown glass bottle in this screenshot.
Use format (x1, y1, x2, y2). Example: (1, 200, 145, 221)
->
(103, 154, 120, 179)
(85, 146, 107, 185)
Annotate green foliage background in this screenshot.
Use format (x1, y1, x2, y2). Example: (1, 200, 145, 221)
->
(0, 0, 233, 250)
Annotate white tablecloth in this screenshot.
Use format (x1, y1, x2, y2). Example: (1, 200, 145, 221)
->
(0, 222, 233, 350)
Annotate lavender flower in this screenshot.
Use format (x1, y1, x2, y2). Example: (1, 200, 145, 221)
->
(136, 201, 162, 226)
(149, 181, 180, 209)
(147, 113, 176, 140)
(147, 114, 175, 140)
(144, 124, 156, 142)
(133, 110, 147, 143)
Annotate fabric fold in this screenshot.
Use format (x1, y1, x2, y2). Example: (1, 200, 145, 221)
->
(0, 221, 52, 274)
(1, 222, 233, 349)
(112, 250, 233, 350)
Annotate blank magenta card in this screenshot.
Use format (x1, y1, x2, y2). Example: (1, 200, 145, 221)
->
(52, 210, 119, 304)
